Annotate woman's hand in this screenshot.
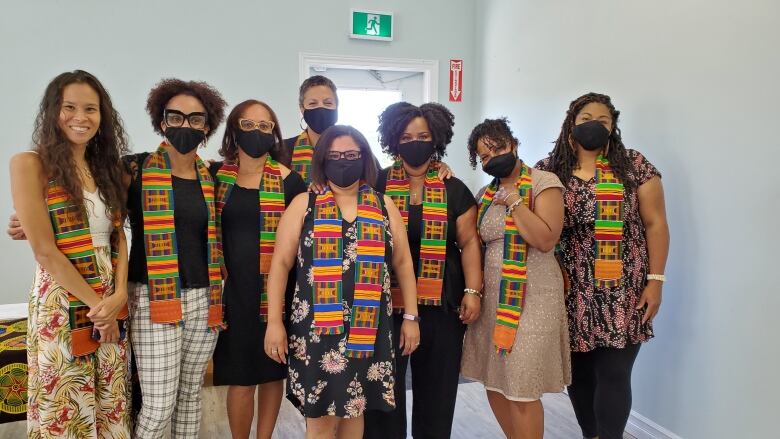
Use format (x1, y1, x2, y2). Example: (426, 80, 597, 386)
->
(96, 322, 120, 344)
(87, 292, 126, 327)
(308, 182, 327, 195)
(7, 213, 25, 240)
(493, 186, 520, 207)
(636, 281, 662, 324)
(434, 161, 454, 180)
(459, 294, 481, 324)
(398, 319, 420, 356)
(264, 320, 288, 364)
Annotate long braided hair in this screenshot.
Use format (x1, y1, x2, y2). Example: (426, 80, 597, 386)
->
(547, 92, 636, 188)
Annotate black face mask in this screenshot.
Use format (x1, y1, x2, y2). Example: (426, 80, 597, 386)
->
(482, 151, 517, 178)
(236, 130, 276, 158)
(398, 141, 435, 168)
(165, 127, 205, 155)
(303, 107, 338, 134)
(572, 120, 610, 151)
(325, 158, 363, 188)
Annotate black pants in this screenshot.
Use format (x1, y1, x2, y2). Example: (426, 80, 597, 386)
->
(364, 305, 466, 439)
(567, 343, 642, 439)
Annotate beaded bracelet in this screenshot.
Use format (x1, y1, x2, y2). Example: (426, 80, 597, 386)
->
(506, 196, 523, 214)
(464, 288, 483, 299)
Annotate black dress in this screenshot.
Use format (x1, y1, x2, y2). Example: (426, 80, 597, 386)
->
(286, 193, 396, 418)
(365, 171, 476, 438)
(211, 168, 306, 386)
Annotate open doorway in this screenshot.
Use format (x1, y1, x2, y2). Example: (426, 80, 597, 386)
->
(300, 53, 438, 167)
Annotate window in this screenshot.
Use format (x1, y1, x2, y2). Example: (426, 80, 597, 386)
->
(336, 88, 403, 168)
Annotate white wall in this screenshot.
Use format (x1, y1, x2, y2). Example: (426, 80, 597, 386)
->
(475, 0, 780, 437)
(0, 0, 478, 304)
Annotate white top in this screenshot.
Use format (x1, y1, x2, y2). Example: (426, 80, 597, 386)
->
(84, 189, 113, 247)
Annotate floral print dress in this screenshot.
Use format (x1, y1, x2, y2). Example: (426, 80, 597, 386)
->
(27, 198, 130, 438)
(286, 194, 396, 418)
(536, 150, 661, 352)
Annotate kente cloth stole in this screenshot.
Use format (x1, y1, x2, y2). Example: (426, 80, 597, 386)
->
(215, 158, 284, 322)
(141, 145, 224, 328)
(385, 161, 447, 310)
(477, 162, 533, 356)
(593, 155, 625, 288)
(46, 181, 126, 357)
(313, 184, 386, 358)
(291, 131, 314, 184)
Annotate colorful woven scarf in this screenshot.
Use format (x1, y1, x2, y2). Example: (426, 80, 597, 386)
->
(385, 161, 447, 310)
(477, 162, 533, 356)
(215, 158, 284, 321)
(593, 155, 624, 288)
(312, 184, 386, 358)
(291, 131, 314, 184)
(141, 144, 224, 329)
(46, 181, 125, 357)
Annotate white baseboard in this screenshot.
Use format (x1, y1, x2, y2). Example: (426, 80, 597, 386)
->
(626, 410, 683, 439)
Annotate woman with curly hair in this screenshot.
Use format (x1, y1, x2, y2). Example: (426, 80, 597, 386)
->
(363, 102, 483, 439)
(461, 118, 570, 439)
(536, 93, 669, 439)
(283, 76, 452, 189)
(10, 70, 131, 438)
(210, 99, 306, 439)
(124, 78, 227, 437)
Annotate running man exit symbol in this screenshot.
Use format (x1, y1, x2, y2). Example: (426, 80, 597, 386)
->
(367, 15, 380, 35)
(350, 10, 394, 41)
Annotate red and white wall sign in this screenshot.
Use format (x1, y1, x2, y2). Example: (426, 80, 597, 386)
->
(449, 59, 463, 102)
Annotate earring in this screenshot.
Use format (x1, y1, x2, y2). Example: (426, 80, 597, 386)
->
(299, 117, 307, 131)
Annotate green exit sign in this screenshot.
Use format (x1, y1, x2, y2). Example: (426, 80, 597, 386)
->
(350, 9, 393, 41)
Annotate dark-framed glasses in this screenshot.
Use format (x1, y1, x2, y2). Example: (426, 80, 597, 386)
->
(326, 151, 362, 161)
(164, 109, 208, 130)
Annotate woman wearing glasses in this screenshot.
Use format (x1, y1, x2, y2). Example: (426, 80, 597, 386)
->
(7, 77, 228, 437)
(264, 125, 420, 438)
(210, 100, 306, 439)
(124, 78, 227, 438)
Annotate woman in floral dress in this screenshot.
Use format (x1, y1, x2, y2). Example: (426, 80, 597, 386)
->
(536, 92, 669, 439)
(264, 125, 420, 438)
(11, 70, 131, 438)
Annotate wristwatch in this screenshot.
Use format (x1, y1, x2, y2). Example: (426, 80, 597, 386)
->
(647, 274, 666, 282)
(402, 313, 421, 322)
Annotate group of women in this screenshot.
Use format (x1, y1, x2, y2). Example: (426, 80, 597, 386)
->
(8, 70, 669, 439)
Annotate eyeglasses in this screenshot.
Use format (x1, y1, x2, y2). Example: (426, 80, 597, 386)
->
(164, 109, 208, 130)
(238, 118, 275, 133)
(326, 151, 362, 161)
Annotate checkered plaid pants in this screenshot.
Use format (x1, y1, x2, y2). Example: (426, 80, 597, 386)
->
(129, 283, 217, 438)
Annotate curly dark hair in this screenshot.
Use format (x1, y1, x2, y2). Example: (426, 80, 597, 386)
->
(547, 92, 635, 188)
(219, 99, 289, 164)
(310, 125, 378, 188)
(377, 102, 454, 160)
(298, 75, 338, 106)
(466, 117, 519, 169)
(145, 78, 226, 139)
(33, 70, 129, 219)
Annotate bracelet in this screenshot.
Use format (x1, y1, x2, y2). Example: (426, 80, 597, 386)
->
(402, 313, 421, 322)
(647, 274, 666, 282)
(506, 197, 523, 214)
(464, 288, 483, 299)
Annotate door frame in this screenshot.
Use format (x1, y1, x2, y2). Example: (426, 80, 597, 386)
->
(299, 52, 439, 102)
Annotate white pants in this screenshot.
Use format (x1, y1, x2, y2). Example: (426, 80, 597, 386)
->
(129, 283, 218, 439)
